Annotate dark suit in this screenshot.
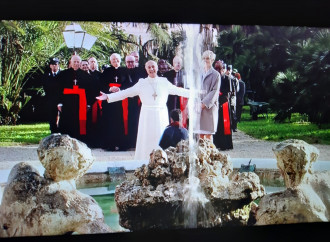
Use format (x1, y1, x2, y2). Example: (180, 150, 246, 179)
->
(42, 70, 61, 133)
(236, 79, 246, 123)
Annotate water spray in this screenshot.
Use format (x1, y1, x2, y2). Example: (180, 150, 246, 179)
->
(182, 23, 209, 228)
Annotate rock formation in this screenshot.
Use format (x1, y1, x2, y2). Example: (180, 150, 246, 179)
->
(37, 134, 94, 181)
(115, 139, 265, 231)
(256, 139, 330, 224)
(0, 134, 111, 237)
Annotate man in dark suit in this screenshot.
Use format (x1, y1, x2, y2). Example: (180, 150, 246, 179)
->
(42, 57, 61, 133)
(227, 65, 239, 132)
(235, 72, 246, 123)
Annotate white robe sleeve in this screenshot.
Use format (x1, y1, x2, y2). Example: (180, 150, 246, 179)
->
(106, 79, 141, 103)
(167, 79, 190, 98)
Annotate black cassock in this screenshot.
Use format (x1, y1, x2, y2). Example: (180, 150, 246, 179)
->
(164, 70, 185, 115)
(86, 70, 103, 148)
(57, 68, 95, 144)
(100, 66, 130, 151)
(42, 70, 61, 133)
(213, 74, 233, 150)
(125, 67, 147, 149)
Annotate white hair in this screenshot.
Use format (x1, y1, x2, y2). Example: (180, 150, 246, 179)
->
(125, 55, 135, 62)
(70, 55, 81, 62)
(202, 50, 216, 61)
(145, 60, 158, 70)
(173, 56, 182, 64)
(130, 51, 139, 56)
(110, 53, 121, 62)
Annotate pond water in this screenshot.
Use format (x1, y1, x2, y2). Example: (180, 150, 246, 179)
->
(78, 181, 285, 232)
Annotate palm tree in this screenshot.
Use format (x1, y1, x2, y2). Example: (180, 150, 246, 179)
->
(0, 20, 65, 124)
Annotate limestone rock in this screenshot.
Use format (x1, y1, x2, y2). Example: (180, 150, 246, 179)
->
(256, 139, 330, 225)
(116, 139, 265, 230)
(0, 162, 111, 237)
(37, 134, 94, 182)
(256, 176, 330, 225)
(272, 139, 319, 188)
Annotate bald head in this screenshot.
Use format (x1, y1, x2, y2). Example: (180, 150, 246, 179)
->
(125, 55, 136, 69)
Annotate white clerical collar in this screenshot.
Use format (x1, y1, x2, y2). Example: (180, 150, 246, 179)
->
(148, 76, 157, 80)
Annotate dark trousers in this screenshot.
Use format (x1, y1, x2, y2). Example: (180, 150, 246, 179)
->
(236, 104, 243, 123)
(231, 105, 237, 130)
(48, 106, 59, 133)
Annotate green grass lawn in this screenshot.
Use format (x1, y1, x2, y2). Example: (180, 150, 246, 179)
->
(238, 106, 330, 145)
(0, 108, 329, 147)
(0, 123, 50, 146)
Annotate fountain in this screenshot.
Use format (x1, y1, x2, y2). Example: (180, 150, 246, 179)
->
(114, 139, 265, 230)
(182, 23, 208, 228)
(114, 24, 265, 231)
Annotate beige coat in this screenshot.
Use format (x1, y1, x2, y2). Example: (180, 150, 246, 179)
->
(195, 67, 221, 134)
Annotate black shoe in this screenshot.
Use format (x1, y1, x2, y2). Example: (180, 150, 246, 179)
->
(233, 129, 237, 132)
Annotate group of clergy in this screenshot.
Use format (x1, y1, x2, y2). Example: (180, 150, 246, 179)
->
(43, 50, 245, 160)
(42, 51, 188, 153)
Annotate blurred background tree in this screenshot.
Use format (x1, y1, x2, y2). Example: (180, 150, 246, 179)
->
(215, 25, 330, 124)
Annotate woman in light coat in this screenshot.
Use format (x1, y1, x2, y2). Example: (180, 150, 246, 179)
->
(194, 50, 221, 141)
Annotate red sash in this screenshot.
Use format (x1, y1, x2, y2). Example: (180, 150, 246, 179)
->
(92, 100, 102, 124)
(109, 83, 128, 135)
(220, 92, 231, 135)
(63, 85, 87, 135)
(179, 96, 188, 128)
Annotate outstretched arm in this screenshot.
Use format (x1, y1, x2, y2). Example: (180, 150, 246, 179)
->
(168, 82, 190, 98)
(96, 81, 140, 103)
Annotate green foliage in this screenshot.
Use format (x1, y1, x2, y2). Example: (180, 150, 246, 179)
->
(0, 122, 50, 146)
(0, 20, 65, 124)
(0, 21, 141, 125)
(142, 23, 182, 63)
(216, 25, 330, 124)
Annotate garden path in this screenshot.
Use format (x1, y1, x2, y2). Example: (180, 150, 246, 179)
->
(0, 130, 329, 171)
